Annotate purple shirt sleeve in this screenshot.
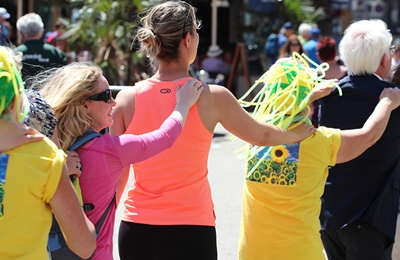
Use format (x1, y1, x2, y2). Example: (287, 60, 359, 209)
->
(115, 117, 182, 166)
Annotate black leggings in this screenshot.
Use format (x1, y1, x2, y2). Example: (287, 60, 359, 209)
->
(118, 221, 218, 260)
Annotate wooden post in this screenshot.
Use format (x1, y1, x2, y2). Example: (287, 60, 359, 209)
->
(226, 42, 252, 99)
(17, 0, 23, 45)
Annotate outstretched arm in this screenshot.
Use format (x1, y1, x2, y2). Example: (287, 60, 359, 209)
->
(337, 87, 400, 163)
(117, 79, 203, 164)
(210, 86, 315, 146)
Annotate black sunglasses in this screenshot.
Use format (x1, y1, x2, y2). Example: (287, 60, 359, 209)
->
(88, 89, 112, 103)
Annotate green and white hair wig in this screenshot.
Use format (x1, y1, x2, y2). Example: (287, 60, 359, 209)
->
(0, 46, 28, 122)
(237, 52, 342, 178)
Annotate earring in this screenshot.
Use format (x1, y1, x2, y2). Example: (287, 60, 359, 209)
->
(188, 43, 190, 47)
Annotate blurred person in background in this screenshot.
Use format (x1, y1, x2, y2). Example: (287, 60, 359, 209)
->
(310, 36, 347, 127)
(0, 8, 11, 45)
(264, 22, 295, 67)
(391, 39, 400, 70)
(389, 38, 400, 82)
(298, 22, 312, 45)
(278, 34, 305, 59)
(201, 45, 230, 84)
(316, 36, 347, 80)
(303, 28, 321, 67)
(15, 13, 67, 84)
(391, 59, 400, 86)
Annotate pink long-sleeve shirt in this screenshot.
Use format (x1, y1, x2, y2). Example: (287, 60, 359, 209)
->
(76, 117, 182, 260)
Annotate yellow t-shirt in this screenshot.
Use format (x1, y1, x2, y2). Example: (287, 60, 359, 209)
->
(239, 127, 341, 260)
(0, 137, 65, 260)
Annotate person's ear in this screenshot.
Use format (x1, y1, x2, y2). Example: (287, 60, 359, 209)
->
(380, 52, 389, 67)
(9, 96, 16, 110)
(8, 96, 18, 120)
(19, 31, 26, 42)
(80, 99, 90, 112)
(8, 96, 17, 111)
(184, 32, 190, 48)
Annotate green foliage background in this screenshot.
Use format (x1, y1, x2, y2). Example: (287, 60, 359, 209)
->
(63, 0, 149, 85)
(61, 0, 326, 85)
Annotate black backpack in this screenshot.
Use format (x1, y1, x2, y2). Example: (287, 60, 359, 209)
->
(48, 129, 116, 260)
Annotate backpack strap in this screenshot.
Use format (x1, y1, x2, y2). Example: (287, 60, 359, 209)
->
(68, 128, 102, 151)
(68, 128, 102, 211)
(69, 130, 115, 233)
(96, 193, 116, 234)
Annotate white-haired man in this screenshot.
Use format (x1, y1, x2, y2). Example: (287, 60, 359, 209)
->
(298, 22, 312, 45)
(14, 13, 67, 83)
(319, 19, 400, 260)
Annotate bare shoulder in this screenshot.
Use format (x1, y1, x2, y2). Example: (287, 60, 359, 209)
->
(197, 83, 244, 127)
(112, 87, 136, 133)
(208, 83, 231, 94)
(213, 84, 242, 105)
(115, 87, 136, 109)
(197, 83, 236, 110)
(196, 83, 234, 131)
(115, 87, 135, 101)
(206, 84, 236, 101)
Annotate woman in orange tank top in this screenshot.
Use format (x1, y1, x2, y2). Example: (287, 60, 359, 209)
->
(111, 1, 315, 259)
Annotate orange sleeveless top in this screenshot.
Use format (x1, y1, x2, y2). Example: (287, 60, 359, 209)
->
(122, 77, 215, 226)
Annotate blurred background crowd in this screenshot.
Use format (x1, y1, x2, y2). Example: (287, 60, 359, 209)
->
(2, 0, 400, 95)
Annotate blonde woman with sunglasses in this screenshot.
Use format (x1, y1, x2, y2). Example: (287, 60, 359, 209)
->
(35, 61, 203, 259)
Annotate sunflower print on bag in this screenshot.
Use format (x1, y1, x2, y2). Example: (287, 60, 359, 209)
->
(247, 143, 299, 186)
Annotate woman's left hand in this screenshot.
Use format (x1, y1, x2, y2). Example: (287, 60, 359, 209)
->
(66, 151, 82, 178)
